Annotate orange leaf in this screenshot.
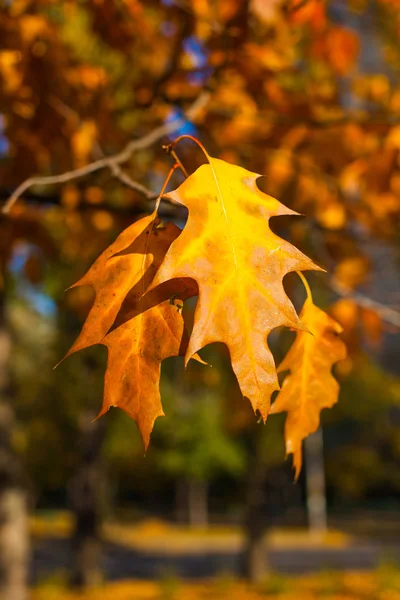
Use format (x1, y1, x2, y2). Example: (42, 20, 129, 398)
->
(271, 299, 347, 478)
(64, 212, 158, 357)
(149, 157, 322, 420)
(64, 212, 197, 447)
(99, 278, 195, 448)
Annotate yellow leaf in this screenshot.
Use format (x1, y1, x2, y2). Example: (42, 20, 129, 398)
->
(0, 50, 22, 94)
(271, 299, 347, 478)
(150, 157, 322, 420)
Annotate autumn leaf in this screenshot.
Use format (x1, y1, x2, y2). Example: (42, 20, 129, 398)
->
(63, 211, 197, 447)
(64, 212, 159, 358)
(149, 157, 322, 420)
(99, 276, 196, 448)
(270, 299, 347, 478)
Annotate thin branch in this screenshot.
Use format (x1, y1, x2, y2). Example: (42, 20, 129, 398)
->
(2, 92, 209, 215)
(107, 160, 157, 199)
(329, 278, 400, 329)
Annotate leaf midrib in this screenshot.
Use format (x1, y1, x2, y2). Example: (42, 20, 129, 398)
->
(208, 163, 266, 397)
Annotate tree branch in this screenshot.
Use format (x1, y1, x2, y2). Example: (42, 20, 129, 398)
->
(329, 278, 400, 329)
(2, 93, 209, 215)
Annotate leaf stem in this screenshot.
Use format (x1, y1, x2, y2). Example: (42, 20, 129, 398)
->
(164, 134, 211, 178)
(154, 163, 180, 213)
(170, 134, 210, 160)
(170, 149, 189, 178)
(296, 271, 313, 303)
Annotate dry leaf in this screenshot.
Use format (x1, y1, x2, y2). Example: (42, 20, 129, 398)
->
(271, 299, 347, 478)
(64, 212, 196, 447)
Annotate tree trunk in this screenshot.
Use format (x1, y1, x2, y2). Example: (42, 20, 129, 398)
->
(68, 411, 106, 589)
(187, 479, 208, 528)
(242, 456, 269, 583)
(175, 478, 187, 524)
(304, 428, 327, 538)
(0, 294, 30, 600)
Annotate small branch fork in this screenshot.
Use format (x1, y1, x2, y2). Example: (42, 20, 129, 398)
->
(1, 93, 209, 215)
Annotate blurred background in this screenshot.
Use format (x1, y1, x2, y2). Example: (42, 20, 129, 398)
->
(1, 0, 400, 599)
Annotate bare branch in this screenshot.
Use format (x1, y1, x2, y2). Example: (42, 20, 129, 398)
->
(2, 92, 209, 215)
(329, 278, 400, 329)
(108, 163, 157, 200)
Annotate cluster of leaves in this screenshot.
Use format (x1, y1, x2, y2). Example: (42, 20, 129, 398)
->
(64, 140, 346, 476)
(2, 0, 400, 493)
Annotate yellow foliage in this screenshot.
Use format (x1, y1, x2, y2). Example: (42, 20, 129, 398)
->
(330, 299, 359, 331)
(85, 187, 105, 205)
(334, 256, 370, 290)
(19, 15, 49, 45)
(246, 42, 295, 71)
(61, 185, 81, 210)
(32, 570, 400, 600)
(316, 202, 346, 230)
(71, 121, 98, 167)
(90, 211, 114, 232)
(386, 125, 400, 150)
(250, 0, 283, 24)
(0, 50, 23, 94)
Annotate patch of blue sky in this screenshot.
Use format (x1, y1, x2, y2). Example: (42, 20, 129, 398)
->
(183, 35, 208, 69)
(23, 287, 57, 317)
(165, 107, 197, 138)
(9, 242, 57, 317)
(0, 115, 9, 157)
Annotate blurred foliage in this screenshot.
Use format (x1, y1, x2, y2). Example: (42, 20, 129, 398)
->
(1, 0, 400, 516)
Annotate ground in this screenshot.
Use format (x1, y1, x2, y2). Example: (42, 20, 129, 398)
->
(31, 513, 400, 599)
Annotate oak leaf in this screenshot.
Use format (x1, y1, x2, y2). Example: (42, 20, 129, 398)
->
(64, 212, 196, 447)
(270, 299, 347, 478)
(149, 157, 322, 419)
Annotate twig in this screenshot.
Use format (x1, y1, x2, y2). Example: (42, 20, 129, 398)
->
(108, 160, 157, 199)
(2, 93, 209, 214)
(329, 278, 400, 329)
